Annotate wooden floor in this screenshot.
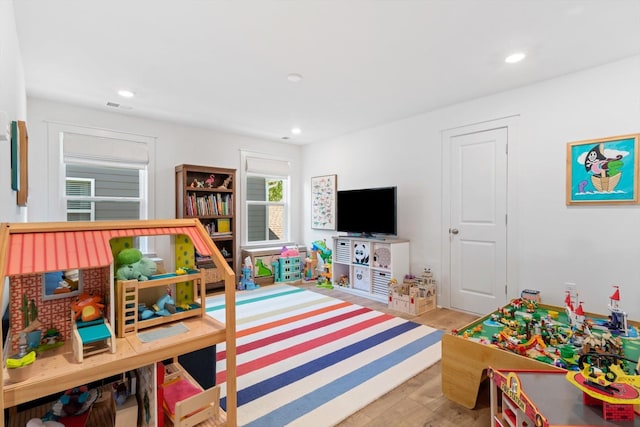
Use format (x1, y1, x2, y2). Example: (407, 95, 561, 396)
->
(293, 282, 492, 427)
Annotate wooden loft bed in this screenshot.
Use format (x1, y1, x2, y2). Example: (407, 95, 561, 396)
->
(0, 219, 237, 427)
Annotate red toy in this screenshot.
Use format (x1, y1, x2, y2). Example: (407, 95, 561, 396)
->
(71, 293, 104, 322)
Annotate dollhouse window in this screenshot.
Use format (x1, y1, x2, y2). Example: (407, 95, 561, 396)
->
(43, 269, 83, 300)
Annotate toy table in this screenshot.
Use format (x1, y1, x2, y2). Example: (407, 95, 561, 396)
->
(441, 303, 640, 409)
(489, 368, 640, 426)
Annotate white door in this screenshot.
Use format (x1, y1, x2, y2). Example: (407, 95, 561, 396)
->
(449, 127, 508, 314)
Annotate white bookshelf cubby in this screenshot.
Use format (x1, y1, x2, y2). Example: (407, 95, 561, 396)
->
(331, 236, 410, 302)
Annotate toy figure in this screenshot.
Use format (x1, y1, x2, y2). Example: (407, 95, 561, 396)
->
(205, 174, 216, 188)
(238, 265, 259, 290)
(71, 293, 104, 322)
(217, 175, 232, 189)
(116, 248, 157, 281)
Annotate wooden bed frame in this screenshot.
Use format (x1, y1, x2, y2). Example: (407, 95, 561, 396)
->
(162, 361, 225, 427)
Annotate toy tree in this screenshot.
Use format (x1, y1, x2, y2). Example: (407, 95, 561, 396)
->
(20, 294, 38, 329)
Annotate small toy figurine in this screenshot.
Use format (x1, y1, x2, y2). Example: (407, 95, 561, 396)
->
(71, 293, 104, 322)
(238, 265, 259, 290)
(217, 176, 232, 189)
(205, 174, 216, 188)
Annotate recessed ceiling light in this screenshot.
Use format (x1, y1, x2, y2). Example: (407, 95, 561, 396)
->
(505, 53, 526, 64)
(117, 89, 135, 98)
(287, 73, 303, 83)
(291, 127, 301, 135)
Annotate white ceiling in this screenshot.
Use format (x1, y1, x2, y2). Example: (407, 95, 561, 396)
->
(13, 1, 640, 144)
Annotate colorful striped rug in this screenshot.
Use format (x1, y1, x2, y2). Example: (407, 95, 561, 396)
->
(206, 284, 443, 427)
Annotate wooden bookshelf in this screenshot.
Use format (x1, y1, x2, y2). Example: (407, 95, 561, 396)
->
(175, 164, 236, 291)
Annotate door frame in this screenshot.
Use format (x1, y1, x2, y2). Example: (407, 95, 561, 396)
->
(440, 116, 520, 313)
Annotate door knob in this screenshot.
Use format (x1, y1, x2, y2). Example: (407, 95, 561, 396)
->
(450, 228, 459, 235)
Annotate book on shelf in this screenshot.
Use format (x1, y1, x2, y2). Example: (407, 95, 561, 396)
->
(217, 218, 231, 233)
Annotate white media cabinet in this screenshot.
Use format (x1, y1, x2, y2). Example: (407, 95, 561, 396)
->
(331, 236, 410, 303)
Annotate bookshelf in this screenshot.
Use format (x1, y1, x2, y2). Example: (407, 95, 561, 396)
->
(176, 164, 236, 290)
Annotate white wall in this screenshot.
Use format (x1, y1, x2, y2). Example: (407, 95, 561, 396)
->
(0, 0, 27, 223)
(303, 55, 640, 319)
(26, 98, 303, 264)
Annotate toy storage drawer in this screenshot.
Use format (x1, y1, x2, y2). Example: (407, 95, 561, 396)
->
(372, 270, 391, 297)
(352, 241, 371, 266)
(335, 240, 350, 264)
(352, 266, 370, 291)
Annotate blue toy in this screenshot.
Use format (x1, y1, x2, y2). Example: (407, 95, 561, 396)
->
(238, 265, 259, 290)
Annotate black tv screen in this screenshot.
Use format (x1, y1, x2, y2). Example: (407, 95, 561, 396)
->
(336, 186, 397, 236)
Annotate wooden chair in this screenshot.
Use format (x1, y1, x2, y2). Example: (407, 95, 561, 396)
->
(71, 311, 116, 362)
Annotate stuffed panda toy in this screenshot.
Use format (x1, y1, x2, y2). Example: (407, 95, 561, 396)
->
(353, 243, 369, 265)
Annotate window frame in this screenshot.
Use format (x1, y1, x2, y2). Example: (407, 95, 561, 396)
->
(65, 177, 96, 221)
(246, 174, 288, 243)
(64, 160, 147, 221)
(240, 151, 292, 247)
(45, 122, 156, 253)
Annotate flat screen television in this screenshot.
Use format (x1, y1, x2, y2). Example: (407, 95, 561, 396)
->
(336, 186, 397, 237)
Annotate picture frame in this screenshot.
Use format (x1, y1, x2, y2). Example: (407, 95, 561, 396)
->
(566, 133, 639, 205)
(311, 174, 337, 230)
(10, 121, 19, 191)
(9, 120, 29, 206)
(17, 121, 29, 206)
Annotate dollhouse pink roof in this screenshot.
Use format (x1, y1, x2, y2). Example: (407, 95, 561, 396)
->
(5, 225, 211, 276)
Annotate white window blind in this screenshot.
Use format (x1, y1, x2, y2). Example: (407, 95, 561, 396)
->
(63, 132, 149, 165)
(245, 156, 290, 176)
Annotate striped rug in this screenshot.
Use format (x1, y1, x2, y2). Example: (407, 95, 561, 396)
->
(206, 284, 443, 427)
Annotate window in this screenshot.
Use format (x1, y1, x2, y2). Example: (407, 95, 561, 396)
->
(242, 152, 291, 245)
(65, 163, 143, 221)
(56, 127, 154, 223)
(247, 176, 287, 242)
(66, 177, 95, 221)
(45, 122, 156, 251)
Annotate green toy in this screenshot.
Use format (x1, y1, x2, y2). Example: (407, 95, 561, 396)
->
(256, 258, 272, 277)
(116, 248, 157, 281)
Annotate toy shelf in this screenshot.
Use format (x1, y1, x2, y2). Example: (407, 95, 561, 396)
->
(2, 316, 226, 408)
(331, 236, 410, 303)
(116, 271, 206, 338)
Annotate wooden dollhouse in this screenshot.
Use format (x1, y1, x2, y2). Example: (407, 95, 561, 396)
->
(0, 219, 237, 427)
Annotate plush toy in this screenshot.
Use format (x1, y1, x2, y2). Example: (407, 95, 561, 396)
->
(139, 290, 176, 319)
(71, 292, 104, 322)
(116, 248, 157, 281)
(46, 385, 98, 418)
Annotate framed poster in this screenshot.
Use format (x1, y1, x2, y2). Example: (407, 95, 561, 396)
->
(566, 134, 639, 205)
(17, 121, 28, 206)
(10, 121, 19, 191)
(311, 174, 337, 230)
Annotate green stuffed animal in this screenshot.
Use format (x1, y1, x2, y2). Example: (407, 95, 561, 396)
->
(116, 248, 157, 281)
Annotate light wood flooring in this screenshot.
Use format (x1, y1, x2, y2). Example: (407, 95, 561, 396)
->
(293, 282, 492, 427)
